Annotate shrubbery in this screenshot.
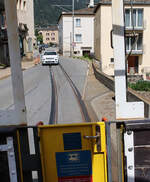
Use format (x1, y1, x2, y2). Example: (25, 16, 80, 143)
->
(128, 81, 150, 91)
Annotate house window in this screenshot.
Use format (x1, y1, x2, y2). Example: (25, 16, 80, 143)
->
(125, 33, 143, 51)
(51, 37, 55, 41)
(51, 32, 55, 36)
(110, 58, 114, 63)
(46, 38, 50, 41)
(125, 9, 143, 28)
(23, 1, 26, 10)
(75, 34, 82, 42)
(46, 33, 49, 36)
(76, 18, 81, 27)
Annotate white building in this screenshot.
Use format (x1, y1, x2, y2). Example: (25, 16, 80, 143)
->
(58, 7, 95, 56)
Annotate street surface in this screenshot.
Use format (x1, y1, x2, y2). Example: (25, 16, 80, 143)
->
(0, 56, 88, 125)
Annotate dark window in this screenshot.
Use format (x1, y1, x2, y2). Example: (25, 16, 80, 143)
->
(110, 58, 114, 63)
(44, 52, 57, 55)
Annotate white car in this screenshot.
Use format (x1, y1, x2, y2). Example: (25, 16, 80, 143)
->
(41, 51, 59, 65)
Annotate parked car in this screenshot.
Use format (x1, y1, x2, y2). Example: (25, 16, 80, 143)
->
(41, 51, 59, 65)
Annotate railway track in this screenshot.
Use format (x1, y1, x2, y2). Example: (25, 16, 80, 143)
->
(49, 66, 58, 124)
(49, 64, 91, 124)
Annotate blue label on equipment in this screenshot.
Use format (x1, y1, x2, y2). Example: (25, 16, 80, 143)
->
(56, 150, 92, 177)
(63, 133, 82, 150)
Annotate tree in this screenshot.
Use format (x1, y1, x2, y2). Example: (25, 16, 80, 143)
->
(35, 29, 43, 44)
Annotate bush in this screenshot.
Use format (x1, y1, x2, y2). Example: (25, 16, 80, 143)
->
(128, 81, 150, 91)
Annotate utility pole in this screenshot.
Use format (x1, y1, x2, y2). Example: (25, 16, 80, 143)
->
(72, 0, 75, 56)
(112, 0, 144, 119)
(4, 0, 27, 125)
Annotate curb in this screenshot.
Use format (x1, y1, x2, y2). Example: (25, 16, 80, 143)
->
(0, 65, 35, 81)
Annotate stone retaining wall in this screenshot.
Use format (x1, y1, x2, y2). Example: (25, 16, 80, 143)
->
(92, 62, 150, 118)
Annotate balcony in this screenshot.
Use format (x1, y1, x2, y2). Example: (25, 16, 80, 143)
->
(125, 26, 143, 31)
(126, 50, 143, 55)
(125, 32, 143, 55)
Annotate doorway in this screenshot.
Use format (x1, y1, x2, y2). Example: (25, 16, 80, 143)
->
(128, 56, 138, 74)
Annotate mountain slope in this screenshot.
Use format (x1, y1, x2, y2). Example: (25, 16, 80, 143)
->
(34, 0, 99, 27)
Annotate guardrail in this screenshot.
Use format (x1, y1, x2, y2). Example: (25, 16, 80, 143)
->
(92, 61, 150, 118)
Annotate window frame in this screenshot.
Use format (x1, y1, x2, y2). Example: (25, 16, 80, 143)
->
(125, 33, 143, 52)
(76, 18, 81, 27)
(75, 34, 82, 42)
(125, 8, 143, 29)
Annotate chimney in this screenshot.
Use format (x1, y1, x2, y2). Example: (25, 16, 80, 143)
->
(88, 0, 94, 8)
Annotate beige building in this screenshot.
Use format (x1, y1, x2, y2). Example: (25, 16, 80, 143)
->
(38, 26, 58, 45)
(0, 0, 35, 65)
(94, 0, 150, 79)
(17, 0, 35, 58)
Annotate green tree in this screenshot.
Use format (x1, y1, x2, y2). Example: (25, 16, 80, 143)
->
(35, 29, 43, 44)
(37, 34, 43, 44)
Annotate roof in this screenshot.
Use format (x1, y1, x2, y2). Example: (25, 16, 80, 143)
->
(58, 7, 95, 22)
(37, 25, 58, 31)
(63, 7, 95, 15)
(94, 0, 150, 13)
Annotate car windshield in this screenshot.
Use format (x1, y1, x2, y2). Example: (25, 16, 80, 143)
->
(44, 52, 56, 55)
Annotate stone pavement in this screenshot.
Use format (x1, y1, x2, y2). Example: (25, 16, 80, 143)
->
(84, 62, 116, 122)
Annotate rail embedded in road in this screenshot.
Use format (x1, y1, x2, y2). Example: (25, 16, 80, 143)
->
(59, 63, 91, 123)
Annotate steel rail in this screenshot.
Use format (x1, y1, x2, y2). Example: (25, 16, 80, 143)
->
(49, 66, 58, 124)
(59, 64, 91, 122)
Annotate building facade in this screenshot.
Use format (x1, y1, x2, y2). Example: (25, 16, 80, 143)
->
(58, 8, 95, 56)
(38, 26, 58, 45)
(94, 0, 150, 79)
(0, 0, 35, 65)
(17, 0, 35, 58)
(0, 1, 9, 65)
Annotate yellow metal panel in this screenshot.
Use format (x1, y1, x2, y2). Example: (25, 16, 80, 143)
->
(92, 154, 106, 181)
(39, 122, 107, 182)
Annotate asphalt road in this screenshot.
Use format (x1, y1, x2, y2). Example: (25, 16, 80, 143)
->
(0, 56, 88, 125)
(53, 57, 88, 124)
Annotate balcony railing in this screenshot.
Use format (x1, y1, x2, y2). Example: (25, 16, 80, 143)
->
(126, 50, 143, 55)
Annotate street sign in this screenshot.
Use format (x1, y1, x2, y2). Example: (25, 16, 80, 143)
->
(72, 42, 76, 47)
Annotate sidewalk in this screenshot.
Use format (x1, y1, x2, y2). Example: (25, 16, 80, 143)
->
(84, 62, 116, 122)
(0, 58, 36, 80)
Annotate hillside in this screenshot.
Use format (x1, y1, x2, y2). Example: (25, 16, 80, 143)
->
(34, 0, 99, 27)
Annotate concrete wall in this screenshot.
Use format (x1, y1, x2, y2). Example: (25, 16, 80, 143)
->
(93, 61, 150, 118)
(63, 16, 72, 56)
(140, 5, 150, 75)
(58, 17, 63, 54)
(101, 5, 114, 75)
(94, 6, 101, 62)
